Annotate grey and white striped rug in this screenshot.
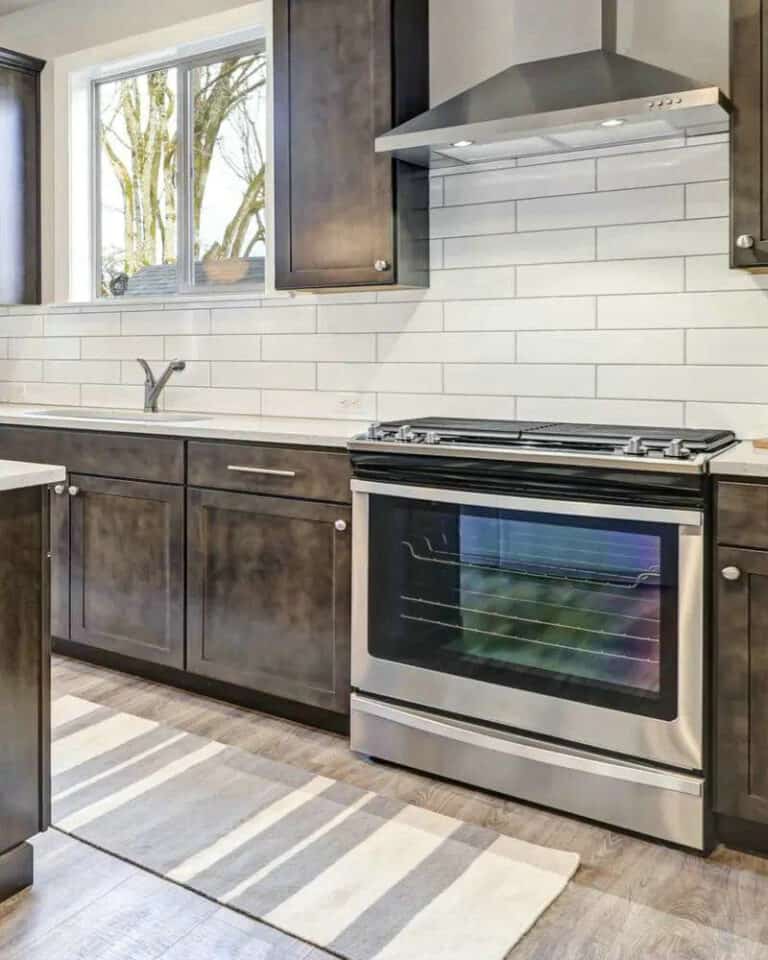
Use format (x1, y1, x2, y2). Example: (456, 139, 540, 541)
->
(51, 695, 579, 960)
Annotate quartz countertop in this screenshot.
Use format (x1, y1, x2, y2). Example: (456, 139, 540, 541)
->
(0, 459, 65, 492)
(709, 441, 768, 478)
(0, 404, 366, 449)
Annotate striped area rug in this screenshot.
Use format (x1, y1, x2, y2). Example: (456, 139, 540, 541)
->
(51, 695, 579, 960)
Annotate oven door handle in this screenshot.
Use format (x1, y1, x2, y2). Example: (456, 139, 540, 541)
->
(350, 479, 702, 528)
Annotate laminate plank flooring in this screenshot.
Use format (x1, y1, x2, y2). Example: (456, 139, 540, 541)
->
(26, 654, 768, 959)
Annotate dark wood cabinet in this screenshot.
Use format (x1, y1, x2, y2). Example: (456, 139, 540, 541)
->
(0, 48, 44, 304)
(273, 0, 429, 290)
(69, 474, 185, 669)
(731, 0, 768, 268)
(715, 544, 768, 824)
(187, 487, 351, 713)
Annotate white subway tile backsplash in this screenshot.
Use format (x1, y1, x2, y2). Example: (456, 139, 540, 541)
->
(597, 143, 728, 190)
(317, 302, 442, 333)
(262, 334, 376, 362)
(686, 255, 768, 291)
(518, 329, 683, 364)
(444, 228, 594, 268)
(0, 137, 756, 436)
(211, 305, 316, 334)
(44, 313, 121, 337)
(44, 360, 121, 384)
(0, 315, 43, 337)
(377, 393, 518, 421)
(444, 297, 595, 331)
(444, 364, 594, 397)
(378, 332, 516, 364)
(444, 159, 595, 205)
(518, 258, 684, 297)
(599, 365, 768, 403)
(262, 391, 376, 420)
(430, 201, 516, 238)
(599, 291, 768, 328)
(518, 186, 684, 231)
(164, 387, 261, 415)
(80, 336, 163, 360)
(517, 396, 685, 426)
(686, 181, 729, 219)
(164, 335, 261, 361)
(318, 363, 442, 394)
(687, 329, 768, 365)
(211, 362, 315, 390)
(121, 310, 210, 336)
(597, 218, 728, 260)
(8, 338, 80, 359)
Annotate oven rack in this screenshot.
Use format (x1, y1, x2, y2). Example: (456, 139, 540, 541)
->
(402, 540, 661, 590)
(457, 586, 661, 625)
(402, 595, 660, 645)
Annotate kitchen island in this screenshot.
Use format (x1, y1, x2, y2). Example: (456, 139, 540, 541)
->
(0, 459, 65, 902)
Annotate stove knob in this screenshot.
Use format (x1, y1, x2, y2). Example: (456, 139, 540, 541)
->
(663, 438, 692, 460)
(423, 431, 441, 445)
(395, 424, 414, 442)
(622, 435, 648, 457)
(366, 421, 383, 440)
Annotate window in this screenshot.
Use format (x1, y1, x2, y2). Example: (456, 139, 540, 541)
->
(94, 43, 267, 298)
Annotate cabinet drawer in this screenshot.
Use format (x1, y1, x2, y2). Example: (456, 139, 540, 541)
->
(187, 441, 351, 503)
(717, 481, 768, 548)
(0, 426, 184, 484)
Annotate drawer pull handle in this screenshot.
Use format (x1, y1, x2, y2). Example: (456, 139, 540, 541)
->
(227, 465, 297, 478)
(721, 566, 742, 582)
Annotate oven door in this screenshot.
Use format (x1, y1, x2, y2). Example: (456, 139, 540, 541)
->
(351, 479, 704, 771)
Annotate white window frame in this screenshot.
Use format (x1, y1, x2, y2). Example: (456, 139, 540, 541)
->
(91, 39, 268, 301)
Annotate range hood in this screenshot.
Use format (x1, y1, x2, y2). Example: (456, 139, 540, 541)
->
(377, 7, 731, 168)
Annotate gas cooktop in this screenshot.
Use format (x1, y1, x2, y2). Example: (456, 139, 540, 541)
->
(349, 417, 736, 471)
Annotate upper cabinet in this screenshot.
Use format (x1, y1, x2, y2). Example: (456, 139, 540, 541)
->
(731, 1, 768, 268)
(273, 0, 429, 291)
(0, 48, 43, 304)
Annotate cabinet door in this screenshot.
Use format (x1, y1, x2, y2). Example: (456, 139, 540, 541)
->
(732, 0, 768, 267)
(69, 475, 184, 668)
(0, 50, 43, 304)
(715, 545, 768, 822)
(49, 482, 69, 641)
(273, 0, 428, 289)
(187, 487, 351, 713)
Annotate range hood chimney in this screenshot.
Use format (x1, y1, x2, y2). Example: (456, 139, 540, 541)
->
(377, 0, 731, 167)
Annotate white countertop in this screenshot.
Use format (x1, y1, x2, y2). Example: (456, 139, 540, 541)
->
(710, 441, 768, 478)
(0, 459, 66, 492)
(0, 404, 365, 449)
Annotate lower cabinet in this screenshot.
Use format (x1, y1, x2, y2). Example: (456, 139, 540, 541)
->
(715, 544, 768, 824)
(49, 482, 70, 642)
(68, 474, 185, 669)
(187, 487, 351, 714)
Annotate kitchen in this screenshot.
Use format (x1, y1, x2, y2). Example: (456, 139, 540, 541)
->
(0, 0, 767, 957)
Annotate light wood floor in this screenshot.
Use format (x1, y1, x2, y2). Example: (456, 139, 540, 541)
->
(3, 654, 768, 959)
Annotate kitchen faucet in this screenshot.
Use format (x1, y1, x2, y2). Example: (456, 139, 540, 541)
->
(136, 358, 186, 412)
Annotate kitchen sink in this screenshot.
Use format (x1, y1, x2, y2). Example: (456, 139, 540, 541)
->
(22, 408, 212, 425)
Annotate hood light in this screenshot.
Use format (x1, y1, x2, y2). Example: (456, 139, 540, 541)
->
(451, 139, 475, 147)
(600, 118, 626, 128)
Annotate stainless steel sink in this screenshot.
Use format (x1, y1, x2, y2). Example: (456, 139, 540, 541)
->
(22, 408, 211, 425)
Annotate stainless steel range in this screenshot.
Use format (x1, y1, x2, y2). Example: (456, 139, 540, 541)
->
(348, 418, 736, 850)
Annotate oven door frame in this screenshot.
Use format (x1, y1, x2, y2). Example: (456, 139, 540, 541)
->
(351, 479, 704, 772)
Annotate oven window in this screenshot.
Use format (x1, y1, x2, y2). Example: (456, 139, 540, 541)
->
(368, 495, 679, 720)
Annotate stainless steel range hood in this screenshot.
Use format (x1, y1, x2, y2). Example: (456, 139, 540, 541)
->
(377, 6, 731, 168)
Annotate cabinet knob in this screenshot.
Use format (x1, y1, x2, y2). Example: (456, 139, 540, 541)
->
(68, 485, 79, 497)
(736, 234, 755, 250)
(334, 519, 347, 532)
(374, 259, 390, 272)
(53, 483, 66, 495)
(721, 566, 742, 581)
